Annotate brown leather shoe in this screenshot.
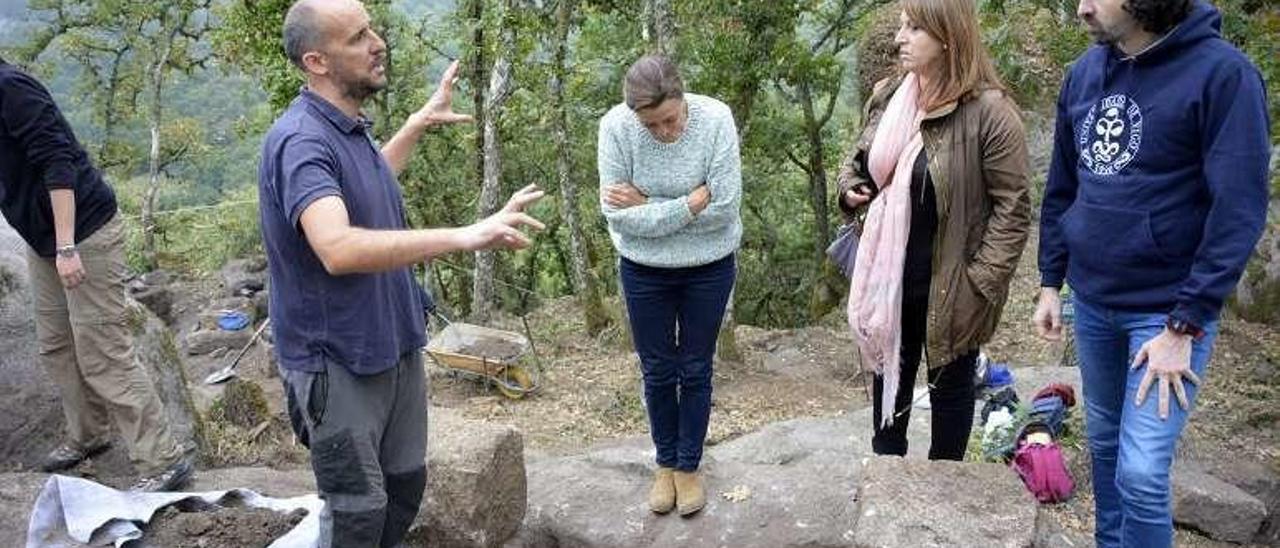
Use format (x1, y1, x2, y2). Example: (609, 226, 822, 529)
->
(649, 467, 676, 513)
(673, 470, 706, 516)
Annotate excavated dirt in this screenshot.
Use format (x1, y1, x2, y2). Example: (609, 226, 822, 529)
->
(139, 504, 306, 548)
(450, 339, 526, 362)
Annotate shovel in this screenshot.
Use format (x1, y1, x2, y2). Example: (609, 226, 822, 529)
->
(204, 318, 270, 385)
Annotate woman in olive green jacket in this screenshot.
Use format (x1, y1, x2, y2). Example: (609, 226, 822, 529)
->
(836, 0, 1030, 460)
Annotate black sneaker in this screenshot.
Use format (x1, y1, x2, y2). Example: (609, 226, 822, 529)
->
(40, 441, 112, 473)
(130, 456, 194, 492)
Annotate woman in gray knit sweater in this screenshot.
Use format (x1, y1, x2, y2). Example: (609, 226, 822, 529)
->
(597, 55, 742, 517)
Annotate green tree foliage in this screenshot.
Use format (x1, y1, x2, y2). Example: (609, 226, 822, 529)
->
(1218, 0, 1280, 144)
(6, 0, 1276, 324)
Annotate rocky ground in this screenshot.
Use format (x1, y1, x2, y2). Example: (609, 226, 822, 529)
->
(424, 224, 1279, 546)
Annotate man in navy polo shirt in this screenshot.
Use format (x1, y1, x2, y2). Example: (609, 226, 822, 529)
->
(261, 1, 543, 546)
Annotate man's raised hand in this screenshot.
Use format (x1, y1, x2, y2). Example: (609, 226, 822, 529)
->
(412, 60, 474, 129)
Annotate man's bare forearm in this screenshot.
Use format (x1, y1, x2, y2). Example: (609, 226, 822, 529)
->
(49, 189, 75, 248)
(318, 225, 468, 276)
(381, 114, 430, 177)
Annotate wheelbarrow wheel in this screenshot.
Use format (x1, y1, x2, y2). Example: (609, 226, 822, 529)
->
(496, 365, 534, 400)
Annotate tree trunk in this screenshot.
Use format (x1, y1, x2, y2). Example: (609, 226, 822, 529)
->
(468, 0, 487, 197)
(141, 23, 179, 273)
(96, 45, 131, 168)
(799, 81, 831, 259)
(715, 10, 792, 362)
(552, 0, 609, 335)
(464, 0, 487, 320)
(644, 0, 676, 56)
(470, 0, 516, 323)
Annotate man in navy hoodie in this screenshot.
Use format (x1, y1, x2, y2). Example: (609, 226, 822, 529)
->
(1033, 1, 1270, 546)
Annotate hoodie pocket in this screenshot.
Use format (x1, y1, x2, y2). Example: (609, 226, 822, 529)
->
(1059, 201, 1181, 296)
(1061, 202, 1171, 265)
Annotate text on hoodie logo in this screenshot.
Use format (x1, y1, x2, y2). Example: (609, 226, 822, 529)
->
(1078, 94, 1143, 176)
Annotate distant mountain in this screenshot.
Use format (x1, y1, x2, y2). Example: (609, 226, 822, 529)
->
(0, 0, 26, 17)
(0, 0, 37, 51)
(395, 0, 456, 19)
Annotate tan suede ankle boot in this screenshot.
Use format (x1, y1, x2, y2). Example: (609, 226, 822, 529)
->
(649, 467, 676, 513)
(673, 470, 706, 516)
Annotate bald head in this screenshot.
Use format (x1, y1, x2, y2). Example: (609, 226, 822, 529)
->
(284, 0, 323, 70)
(284, 0, 364, 71)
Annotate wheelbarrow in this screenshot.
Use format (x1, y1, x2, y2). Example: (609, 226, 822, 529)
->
(424, 315, 539, 399)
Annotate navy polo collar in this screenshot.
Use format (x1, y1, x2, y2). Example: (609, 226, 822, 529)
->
(300, 88, 372, 135)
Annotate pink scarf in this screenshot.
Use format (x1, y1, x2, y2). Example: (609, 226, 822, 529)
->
(847, 74, 925, 428)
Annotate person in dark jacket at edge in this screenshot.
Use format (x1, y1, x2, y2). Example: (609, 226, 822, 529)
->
(261, 1, 544, 546)
(1032, 1, 1271, 547)
(0, 58, 194, 491)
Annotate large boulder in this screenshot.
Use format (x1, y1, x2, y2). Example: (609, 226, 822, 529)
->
(1172, 463, 1268, 544)
(412, 407, 527, 547)
(128, 269, 177, 324)
(1231, 147, 1280, 325)
(512, 366, 1083, 548)
(514, 394, 1041, 548)
(183, 328, 254, 357)
(128, 299, 204, 459)
(1194, 458, 1280, 545)
(854, 457, 1039, 548)
(1231, 200, 1280, 325)
(0, 219, 59, 470)
(516, 435, 862, 548)
(183, 296, 258, 356)
(220, 256, 267, 297)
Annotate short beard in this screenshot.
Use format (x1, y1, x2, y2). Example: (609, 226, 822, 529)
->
(1089, 30, 1119, 45)
(341, 77, 385, 104)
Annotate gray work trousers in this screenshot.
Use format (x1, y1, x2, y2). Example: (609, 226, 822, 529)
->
(282, 352, 428, 548)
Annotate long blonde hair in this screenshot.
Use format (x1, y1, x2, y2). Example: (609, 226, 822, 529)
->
(901, 0, 1006, 110)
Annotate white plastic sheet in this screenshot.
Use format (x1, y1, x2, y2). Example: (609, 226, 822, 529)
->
(25, 475, 323, 548)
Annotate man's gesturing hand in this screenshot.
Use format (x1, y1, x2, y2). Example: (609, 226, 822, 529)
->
(460, 184, 546, 251)
(411, 60, 474, 129)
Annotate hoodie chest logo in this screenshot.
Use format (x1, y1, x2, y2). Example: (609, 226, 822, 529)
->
(1078, 94, 1144, 176)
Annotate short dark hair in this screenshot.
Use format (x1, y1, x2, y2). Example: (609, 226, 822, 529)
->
(1124, 0, 1192, 35)
(624, 55, 684, 112)
(283, 1, 324, 71)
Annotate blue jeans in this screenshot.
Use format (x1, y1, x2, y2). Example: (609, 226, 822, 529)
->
(620, 254, 735, 471)
(1072, 295, 1218, 548)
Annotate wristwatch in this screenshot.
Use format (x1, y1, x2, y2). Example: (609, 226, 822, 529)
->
(56, 244, 77, 258)
(1165, 315, 1204, 340)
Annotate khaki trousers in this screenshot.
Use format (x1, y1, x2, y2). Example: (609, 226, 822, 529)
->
(27, 215, 180, 474)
